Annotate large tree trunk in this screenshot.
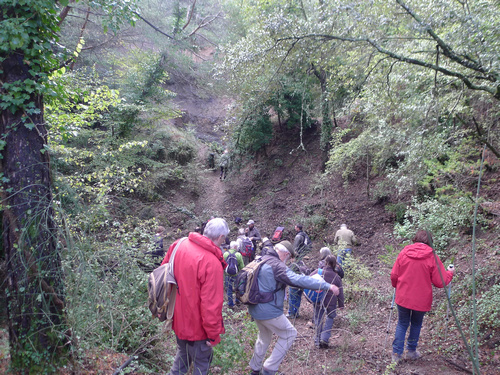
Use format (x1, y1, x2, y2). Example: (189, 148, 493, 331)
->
(1, 51, 69, 372)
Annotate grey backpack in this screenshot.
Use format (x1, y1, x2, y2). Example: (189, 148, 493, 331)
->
(147, 237, 187, 328)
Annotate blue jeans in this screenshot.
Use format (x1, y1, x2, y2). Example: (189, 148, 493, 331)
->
(314, 305, 336, 345)
(225, 275, 237, 307)
(288, 287, 302, 316)
(392, 305, 426, 354)
(337, 248, 352, 266)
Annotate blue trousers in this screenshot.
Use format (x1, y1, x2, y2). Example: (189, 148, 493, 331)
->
(314, 305, 336, 345)
(337, 248, 352, 266)
(392, 304, 426, 354)
(225, 275, 238, 307)
(288, 287, 303, 316)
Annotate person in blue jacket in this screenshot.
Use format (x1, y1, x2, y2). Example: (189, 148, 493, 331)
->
(248, 241, 340, 375)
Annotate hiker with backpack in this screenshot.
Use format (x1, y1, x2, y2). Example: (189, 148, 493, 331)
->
(224, 241, 245, 308)
(245, 240, 340, 375)
(237, 228, 254, 265)
(334, 224, 358, 266)
(219, 149, 230, 180)
(311, 254, 344, 349)
(390, 230, 454, 363)
(246, 219, 261, 261)
(160, 218, 230, 375)
(319, 247, 344, 279)
(293, 224, 312, 258)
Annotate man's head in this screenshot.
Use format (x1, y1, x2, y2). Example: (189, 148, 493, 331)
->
(247, 219, 255, 229)
(203, 218, 230, 247)
(230, 241, 238, 250)
(340, 224, 347, 229)
(274, 240, 295, 262)
(319, 247, 331, 260)
(156, 226, 165, 235)
(295, 224, 302, 232)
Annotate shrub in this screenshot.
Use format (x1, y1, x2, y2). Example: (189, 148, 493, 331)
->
(476, 284, 500, 330)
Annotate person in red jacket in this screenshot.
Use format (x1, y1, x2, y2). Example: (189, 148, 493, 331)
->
(390, 230, 454, 363)
(161, 218, 229, 375)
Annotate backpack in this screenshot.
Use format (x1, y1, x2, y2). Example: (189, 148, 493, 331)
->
(225, 251, 239, 275)
(235, 257, 275, 305)
(304, 269, 325, 303)
(240, 237, 254, 257)
(271, 226, 284, 243)
(147, 237, 187, 327)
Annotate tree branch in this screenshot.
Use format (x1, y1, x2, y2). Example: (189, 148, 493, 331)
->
(133, 11, 174, 39)
(182, 0, 197, 31)
(188, 13, 222, 37)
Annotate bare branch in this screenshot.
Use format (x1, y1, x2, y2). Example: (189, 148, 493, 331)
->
(188, 13, 222, 37)
(182, 0, 197, 31)
(133, 11, 174, 39)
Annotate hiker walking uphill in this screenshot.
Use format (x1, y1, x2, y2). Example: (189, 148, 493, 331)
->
(293, 224, 312, 258)
(236, 228, 253, 265)
(246, 219, 261, 260)
(150, 226, 166, 267)
(319, 247, 344, 279)
(390, 230, 454, 363)
(219, 149, 230, 180)
(312, 255, 344, 349)
(334, 224, 358, 266)
(160, 218, 229, 375)
(246, 241, 340, 375)
(223, 241, 245, 308)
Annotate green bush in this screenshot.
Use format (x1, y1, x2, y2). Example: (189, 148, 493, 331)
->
(477, 284, 500, 330)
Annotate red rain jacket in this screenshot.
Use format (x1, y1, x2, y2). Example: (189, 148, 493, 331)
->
(161, 232, 226, 345)
(391, 242, 453, 312)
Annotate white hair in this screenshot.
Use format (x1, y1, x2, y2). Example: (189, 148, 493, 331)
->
(230, 241, 238, 249)
(203, 218, 229, 241)
(274, 243, 289, 254)
(238, 228, 246, 235)
(340, 224, 347, 229)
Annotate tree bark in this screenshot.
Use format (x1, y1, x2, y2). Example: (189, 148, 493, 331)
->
(1, 51, 69, 371)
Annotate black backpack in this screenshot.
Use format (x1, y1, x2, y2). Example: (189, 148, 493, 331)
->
(225, 251, 239, 275)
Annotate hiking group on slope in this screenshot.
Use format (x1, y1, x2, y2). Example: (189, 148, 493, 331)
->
(154, 218, 453, 375)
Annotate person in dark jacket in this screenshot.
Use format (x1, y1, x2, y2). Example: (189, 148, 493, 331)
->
(293, 224, 311, 258)
(312, 255, 344, 348)
(390, 230, 454, 363)
(319, 247, 344, 279)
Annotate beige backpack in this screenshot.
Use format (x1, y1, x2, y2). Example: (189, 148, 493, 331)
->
(147, 237, 187, 328)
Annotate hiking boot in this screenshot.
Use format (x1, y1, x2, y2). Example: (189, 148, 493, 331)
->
(319, 341, 329, 349)
(406, 350, 422, 360)
(249, 370, 260, 375)
(391, 352, 402, 363)
(262, 368, 284, 375)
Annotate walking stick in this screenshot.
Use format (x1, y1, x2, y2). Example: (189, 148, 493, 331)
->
(384, 288, 396, 349)
(444, 264, 454, 341)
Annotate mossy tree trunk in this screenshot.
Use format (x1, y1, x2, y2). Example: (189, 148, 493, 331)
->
(1, 47, 70, 374)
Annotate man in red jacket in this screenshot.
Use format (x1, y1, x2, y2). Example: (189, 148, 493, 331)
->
(390, 230, 454, 363)
(161, 218, 229, 375)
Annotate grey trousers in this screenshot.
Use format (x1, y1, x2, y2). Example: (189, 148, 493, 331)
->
(250, 314, 297, 373)
(169, 336, 213, 375)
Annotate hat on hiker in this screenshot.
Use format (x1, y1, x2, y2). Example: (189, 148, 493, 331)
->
(277, 240, 295, 257)
(247, 219, 255, 225)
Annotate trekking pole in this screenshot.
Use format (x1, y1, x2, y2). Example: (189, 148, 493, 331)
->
(444, 264, 454, 341)
(384, 288, 396, 349)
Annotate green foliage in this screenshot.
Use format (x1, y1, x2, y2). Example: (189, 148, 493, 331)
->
(394, 196, 475, 254)
(377, 244, 401, 268)
(385, 203, 407, 225)
(476, 284, 500, 330)
(234, 103, 273, 152)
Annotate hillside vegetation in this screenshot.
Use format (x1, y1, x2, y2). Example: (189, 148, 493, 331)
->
(0, 0, 499, 374)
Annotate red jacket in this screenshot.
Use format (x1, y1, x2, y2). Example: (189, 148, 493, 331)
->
(161, 232, 226, 345)
(391, 242, 453, 312)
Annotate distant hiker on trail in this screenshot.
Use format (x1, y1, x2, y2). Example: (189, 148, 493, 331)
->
(223, 241, 245, 309)
(287, 256, 311, 319)
(390, 230, 454, 363)
(312, 255, 344, 349)
(293, 224, 312, 258)
(247, 240, 340, 375)
(160, 218, 229, 375)
(319, 247, 344, 279)
(237, 228, 253, 265)
(246, 219, 261, 260)
(334, 224, 358, 266)
(150, 226, 166, 266)
(219, 149, 230, 180)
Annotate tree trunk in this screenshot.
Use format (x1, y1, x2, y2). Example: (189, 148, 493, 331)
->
(1, 51, 69, 372)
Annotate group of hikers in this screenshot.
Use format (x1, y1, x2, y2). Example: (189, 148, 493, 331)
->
(153, 217, 454, 375)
